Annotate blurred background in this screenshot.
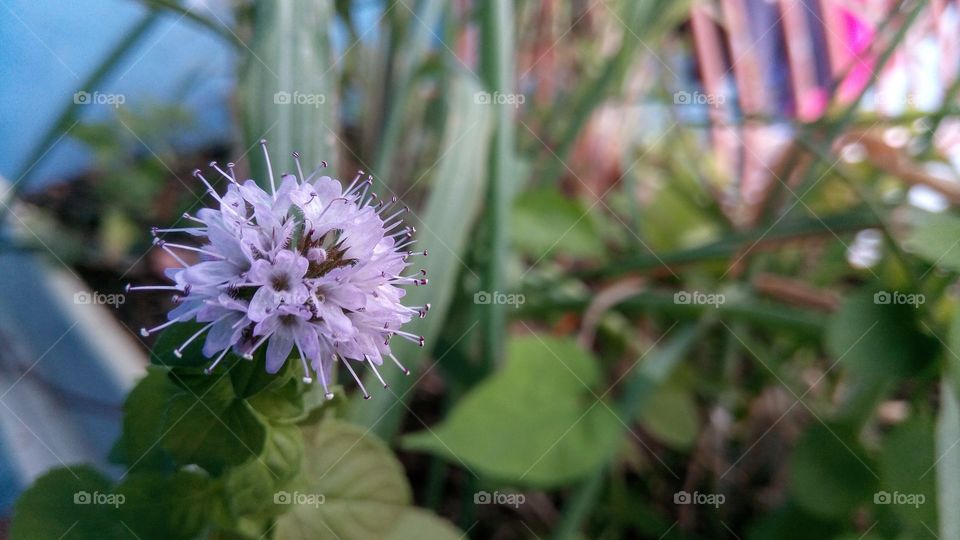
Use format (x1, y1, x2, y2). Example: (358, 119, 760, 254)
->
(2, 0, 960, 538)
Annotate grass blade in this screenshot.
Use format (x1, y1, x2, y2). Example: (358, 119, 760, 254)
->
(347, 73, 494, 438)
(242, 0, 337, 178)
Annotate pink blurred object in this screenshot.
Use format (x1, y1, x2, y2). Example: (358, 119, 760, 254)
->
(835, 6, 877, 103)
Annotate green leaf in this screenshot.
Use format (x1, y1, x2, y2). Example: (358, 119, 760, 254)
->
(11, 466, 126, 540)
(878, 414, 937, 529)
(402, 335, 620, 487)
(789, 423, 877, 518)
(230, 354, 291, 398)
(382, 508, 463, 540)
(273, 419, 411, 540)
(242, 0, 337, 181)
(826, 288, 935, 377)
(904, 209, 960, 272)
(110, 366, 177, 471)
(512, 188, 603, 259)
(248, 378, 305, 423)
(161, 373, 268, 473)
(224, 424, 304, 518)
(637, 384, 700, 450)
(230, 355, 305, 422)
(115, 470, 222, 540)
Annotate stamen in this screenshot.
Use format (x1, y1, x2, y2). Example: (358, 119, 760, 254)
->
(152, 226, 203, 235)
(140, 318, 178, 337)
(242, 334, 270, 360)
(153, 238, 190, 267)
(377, 196, 399, 215)
(383, 206, 408, 224)
(204, 346, 232, 375)
(391, 329, 425, 347)
(294, 338, 313, 383)
(366, 355, 389, 388)
(317, 358, 334, 400)
(344, 171, 365, 194)
(161, 242, 226, 260)
(313, 197, 348, 223)
(389, 353, 411, 375)
(210, 161, 238, 185)
(292, 151, 306, 183)
(174, 319, 222, 357)
(125, 284, 183, 293)
(260, 139, 277, 198)
(341, 356, 370, 399)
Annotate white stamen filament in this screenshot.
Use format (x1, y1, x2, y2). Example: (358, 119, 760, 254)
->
(204, 346, 232, 374)
(389, 353, 411, 375)
(260, 139, 277, 198)
(341, 356, 370, 399)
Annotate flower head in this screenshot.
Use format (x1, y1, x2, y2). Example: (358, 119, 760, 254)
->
(130, 141, 429, 399)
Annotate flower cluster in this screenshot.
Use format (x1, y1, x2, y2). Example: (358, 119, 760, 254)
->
(130, 141, 428, 399)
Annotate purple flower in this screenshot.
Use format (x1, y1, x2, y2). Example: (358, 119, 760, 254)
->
(130, 142, 429, 399)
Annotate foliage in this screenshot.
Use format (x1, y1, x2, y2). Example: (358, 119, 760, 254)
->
(7, 0, 960, 539)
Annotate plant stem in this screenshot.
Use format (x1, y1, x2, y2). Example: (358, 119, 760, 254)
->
(578, 208, 882, 279)
(479, 0, 514, 368)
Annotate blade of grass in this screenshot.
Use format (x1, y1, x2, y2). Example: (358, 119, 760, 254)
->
(371, 0, 446, 186)
(578, 208, 881, 279)
(478, 0, 516, 369)
(140, 0, 241, 46)
(937, 305, 960, 540)
(347, 73, 494, 438)
(241, 0, 337, 179)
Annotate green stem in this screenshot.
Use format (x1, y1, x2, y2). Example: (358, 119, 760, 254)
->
(578, 208, 881, 279)
(523, 290, 824, 337)
(479, 0, 514, 368)
(140, 0, 242, 46)
(552, 467, 605, 540)
(371, 0, 445, 186)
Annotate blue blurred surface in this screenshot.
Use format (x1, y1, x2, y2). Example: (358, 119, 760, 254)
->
(0, 0, 236, 190)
